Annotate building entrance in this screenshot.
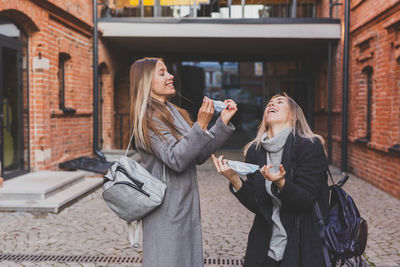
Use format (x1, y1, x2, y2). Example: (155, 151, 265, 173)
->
(173, 60, 314, 150)
(0, 18, 29, 179)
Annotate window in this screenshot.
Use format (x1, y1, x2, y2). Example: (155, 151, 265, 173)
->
(205, 71, 210, 86)
(58, 53, 75, 113)
(0, 17, 27, 42)
(213, 72, 221, 86)
(360, 67, 373, 141)
(365, 67, 373, 140)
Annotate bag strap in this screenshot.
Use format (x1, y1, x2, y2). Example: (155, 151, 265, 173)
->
(314, 202, 333, 267)
(125, 129, 136, 157)
(127, 163, 167, 248)
(125, 129, 167, 184)
(327, 168, 335, 185)
(128, 220, 142, 248)
(162, 163, 166, 183)
(125, 126, 166, 180)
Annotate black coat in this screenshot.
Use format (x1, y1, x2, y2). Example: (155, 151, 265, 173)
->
(230, 133, 329, 267)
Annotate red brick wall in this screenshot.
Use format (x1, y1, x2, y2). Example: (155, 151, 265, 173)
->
(113, 63, 131, 149)
(46, 0, 93, 26)
(317, 0, 400, 198)
(350, 0, 399, 33)
(316, 0, 330, 18)
(97, 61, 115, 150)
(346, 0, 400, 197)
(0, 0, 116, 171)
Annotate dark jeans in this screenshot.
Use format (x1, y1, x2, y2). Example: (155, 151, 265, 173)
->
(262, 256, 281, 267)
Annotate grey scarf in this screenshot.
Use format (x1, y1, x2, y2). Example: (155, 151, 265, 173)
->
(261, 126, 292, 173)
(260, 126, 292, 261)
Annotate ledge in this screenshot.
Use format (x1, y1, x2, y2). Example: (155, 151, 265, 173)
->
(99, 19, 341, 39)
(29, 0, 93, 33)
(351, 0, 366, 11)
(383, 17, 400, 30)
(357, 52, 374, 63)
(388, 144, 400, 154)
(51, 109, 92, 117)
(355, 33, 376, 47)
(355, 137, 369, 144)
(100, 17, 341, 25)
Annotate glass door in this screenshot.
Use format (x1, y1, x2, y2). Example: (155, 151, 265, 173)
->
(0, 37, 25, 178)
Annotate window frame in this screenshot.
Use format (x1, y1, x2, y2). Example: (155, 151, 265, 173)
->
(58, 53, 75, 114)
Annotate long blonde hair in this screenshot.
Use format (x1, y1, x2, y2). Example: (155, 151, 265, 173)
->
(244, 93, 324, 155)
(129, 57, 192, 152)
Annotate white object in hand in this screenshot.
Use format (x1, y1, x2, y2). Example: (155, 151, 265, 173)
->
(227, 160, 260, 175)
(212, 100, 227, 113)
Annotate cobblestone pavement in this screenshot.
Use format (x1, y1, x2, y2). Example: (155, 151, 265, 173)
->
(0, 150, 399, 267)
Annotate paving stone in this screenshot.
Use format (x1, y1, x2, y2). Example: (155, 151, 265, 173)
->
(0, 151, 399, 266)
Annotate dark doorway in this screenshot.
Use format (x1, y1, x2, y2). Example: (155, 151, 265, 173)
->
(173, 60, 314, 150)
(0, 18, 29, 179)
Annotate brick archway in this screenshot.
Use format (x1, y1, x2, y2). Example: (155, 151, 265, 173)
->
(0, 9, 39, 36)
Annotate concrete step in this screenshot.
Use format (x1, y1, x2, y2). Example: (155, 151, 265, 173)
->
(0, 171, 87, 201)
(0, 177, 102, 213)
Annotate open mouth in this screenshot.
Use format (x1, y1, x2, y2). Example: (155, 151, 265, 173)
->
(268, 108, 278, 113)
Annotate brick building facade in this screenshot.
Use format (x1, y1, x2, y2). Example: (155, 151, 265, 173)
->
(346, 0, 400, 198)
(316, 0, 400, 198)
(0, 0, 115, 178)
(0, 0, 399, 198)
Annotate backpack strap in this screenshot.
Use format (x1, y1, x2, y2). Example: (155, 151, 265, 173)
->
(127, 164, 166, 248)
(327, 168, 336, 185)
(128, 220, 141, 248)
(314, 202, 333, 267)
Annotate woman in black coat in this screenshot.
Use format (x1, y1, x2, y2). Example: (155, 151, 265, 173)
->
(212, 93, 329, 267)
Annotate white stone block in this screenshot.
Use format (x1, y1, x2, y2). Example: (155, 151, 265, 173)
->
(33, 56, 50, 70)
(34, 148, 51, 162)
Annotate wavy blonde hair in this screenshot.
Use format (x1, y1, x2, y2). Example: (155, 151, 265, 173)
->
(129, 57, 192, 152)
(244, 93, 324, 155)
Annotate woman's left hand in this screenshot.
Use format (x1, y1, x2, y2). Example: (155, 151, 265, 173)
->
(212, 154, 243, 191)
(260, 164, 286, 189)
(220, 99, 238, 125)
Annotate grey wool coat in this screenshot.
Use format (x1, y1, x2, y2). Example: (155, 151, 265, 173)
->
(139, 103, 235, 267)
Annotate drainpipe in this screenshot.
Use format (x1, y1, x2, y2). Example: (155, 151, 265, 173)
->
(327, 0, 333, 163)
(341, 0, 350, 172)
(328, 0, 343, 164)
(93, 0, 106, 161)
(327, 39, 333, 163)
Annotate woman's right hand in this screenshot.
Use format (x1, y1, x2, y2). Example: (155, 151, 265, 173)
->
(212, 154, 243, 191)
(197, 96, 214, 131)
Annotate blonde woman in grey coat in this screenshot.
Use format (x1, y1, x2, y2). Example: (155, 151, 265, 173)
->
(129, 57, 237, 267)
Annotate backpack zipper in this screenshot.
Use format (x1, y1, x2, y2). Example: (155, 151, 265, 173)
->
(116, 166, 145, 188)
(115, 181, 150, 197)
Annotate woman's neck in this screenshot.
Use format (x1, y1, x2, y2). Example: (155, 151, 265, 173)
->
(150, 94, 167, 104)
(150, 93, 167, 103)
(267, 123, 291, 138)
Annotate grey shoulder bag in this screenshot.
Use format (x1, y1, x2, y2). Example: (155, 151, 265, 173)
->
(102, 131, 167, 248)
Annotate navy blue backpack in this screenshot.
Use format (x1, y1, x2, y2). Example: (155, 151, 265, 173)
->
(314, 170, 368, 267)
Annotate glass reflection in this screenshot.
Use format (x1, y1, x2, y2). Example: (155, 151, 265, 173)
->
(0, 18, 22, 39)
(2, 47, 21, 172)
(104, 0, 317, 18)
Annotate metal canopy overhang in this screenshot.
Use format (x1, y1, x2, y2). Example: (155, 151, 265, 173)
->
(99, 18, 341, 60)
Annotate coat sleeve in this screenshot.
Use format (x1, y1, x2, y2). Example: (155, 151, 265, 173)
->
(276, 138, 328, 212)
(195, 117, 235, 164)
(228, 146, 259, 214)
(149, 121, 215, 172)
